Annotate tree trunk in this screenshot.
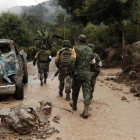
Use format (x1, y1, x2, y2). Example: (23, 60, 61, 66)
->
(121, 22, 125, 48)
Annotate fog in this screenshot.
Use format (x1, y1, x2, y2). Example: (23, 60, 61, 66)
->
(0, 0, 48, 12)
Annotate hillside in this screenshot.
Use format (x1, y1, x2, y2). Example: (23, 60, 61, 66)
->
(6, 0, 66, 24)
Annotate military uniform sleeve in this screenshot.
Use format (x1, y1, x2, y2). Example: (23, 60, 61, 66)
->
(35, 52, 39, 59)
(68, 47, 77, 71)
(55, 51, 60, 68)
(96, 54, 102, 67)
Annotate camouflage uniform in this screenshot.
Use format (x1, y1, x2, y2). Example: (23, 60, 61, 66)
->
(33, 44, 51, 86)
(68, 34, 93, 119)
(55, 40, 72, 100)
(88, 44, 102, 99)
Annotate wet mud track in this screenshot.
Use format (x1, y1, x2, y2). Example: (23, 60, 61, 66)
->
(0, 59, 140, 140)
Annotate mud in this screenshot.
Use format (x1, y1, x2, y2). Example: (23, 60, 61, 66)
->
(0, 59, 140, 140)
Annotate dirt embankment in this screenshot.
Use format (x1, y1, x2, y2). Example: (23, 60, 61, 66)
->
(0, 59, 140, 140)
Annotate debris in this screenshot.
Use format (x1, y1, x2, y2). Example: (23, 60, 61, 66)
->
(123, 92, 129, 94)
(0, 103, 59, 139)
(39, 101, 52, 115)
(133, 93, 140, 97)
(53, 115, 60, 123)
(53, 106, 73, 113)
(130, 87, 137, 93)
(0, 108, 10, 118)
(122, 96, 127, 101)
(105, 77, 110, 81)
(34, 107, 48, 124)
(56, 137, 62, 140)
(1, 108, 36, 135)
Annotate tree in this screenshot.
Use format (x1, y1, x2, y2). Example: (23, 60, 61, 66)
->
(37, 29, 53, 49)
(58, 0, 140, 47)
(0, 12, 33, 46)
(22, 13, 53, 38)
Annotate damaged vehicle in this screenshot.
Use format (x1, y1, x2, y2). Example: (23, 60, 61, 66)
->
(0, 39, 28, 100)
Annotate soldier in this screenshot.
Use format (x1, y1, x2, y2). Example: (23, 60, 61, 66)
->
(33, 44, 52, 86)
(68, 34, 94, 119)
(55, 40, 72, 101)
(88, 43, 102, 100)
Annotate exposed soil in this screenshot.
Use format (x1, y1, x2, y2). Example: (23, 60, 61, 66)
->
(0, 58, 140, 140)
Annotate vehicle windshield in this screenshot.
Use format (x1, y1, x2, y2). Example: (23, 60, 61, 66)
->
(0, 43, 11, 54)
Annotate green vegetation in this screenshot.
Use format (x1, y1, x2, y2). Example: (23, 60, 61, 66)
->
(0, 0, 140, 61)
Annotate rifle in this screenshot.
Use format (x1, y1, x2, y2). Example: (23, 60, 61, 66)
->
(51, 70, 59, 81)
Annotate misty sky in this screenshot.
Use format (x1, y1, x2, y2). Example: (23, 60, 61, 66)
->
(0, 0, 48, 11)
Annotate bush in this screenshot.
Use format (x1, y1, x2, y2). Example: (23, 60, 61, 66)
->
(49, 46, 62, 57)
(19, 46, 40, 60)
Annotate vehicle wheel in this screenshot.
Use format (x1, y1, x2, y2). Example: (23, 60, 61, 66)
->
(11, 76, 24, 100)
(22, 61, 28, 84)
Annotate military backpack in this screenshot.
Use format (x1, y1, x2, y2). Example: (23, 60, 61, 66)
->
(38, 50, 48, 63)
(60, 48, 72, 67)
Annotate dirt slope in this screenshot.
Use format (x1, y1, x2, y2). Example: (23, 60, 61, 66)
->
(0, 59, 140, 140)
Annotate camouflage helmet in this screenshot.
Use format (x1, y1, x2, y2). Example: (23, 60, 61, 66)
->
(40, 44, 46, 49)
(62, 40, 71, 47)
(88, 43, 95, 52)
(78, 34, 86, 42)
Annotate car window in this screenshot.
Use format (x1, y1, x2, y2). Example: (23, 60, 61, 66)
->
(0, 43, 11, 54)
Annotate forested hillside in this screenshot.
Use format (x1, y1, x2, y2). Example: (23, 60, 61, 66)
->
(7, 0, 66, 24)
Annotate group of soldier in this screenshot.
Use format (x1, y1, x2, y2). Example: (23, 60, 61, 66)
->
(33, 34, 102, 119)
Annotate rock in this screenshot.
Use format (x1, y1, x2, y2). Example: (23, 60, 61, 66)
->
(39, 123, 45, 127)
(53, 115, 60, 123)
(1, 105, 36, 135)
(0, 108, 10, 118)
(122, 96, 127, 101)
(35, 107, 48, 123)
(42, 105, 52, 115)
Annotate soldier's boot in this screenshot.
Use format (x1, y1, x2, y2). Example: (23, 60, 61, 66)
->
(69, 100, 77, 111)
(44, 78, 47, 84)
(82, 104, 89, 119)
(59, 90, 63, 97)
(66, 93, 71, 101)
(40, 80, 43, 86)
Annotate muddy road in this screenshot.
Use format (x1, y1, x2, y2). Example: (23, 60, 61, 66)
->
(0, 59, 140, 140)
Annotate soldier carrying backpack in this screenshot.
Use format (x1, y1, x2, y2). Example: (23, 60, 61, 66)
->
(55, 40, 72, 101)
(33, 44, 52, 86)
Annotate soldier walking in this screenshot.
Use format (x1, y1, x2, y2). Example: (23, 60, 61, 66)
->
(68, 34, 93, 119)
(55, 40, 72, 101)
(33, 44, 52, 86)
(88, 44, 102, 100)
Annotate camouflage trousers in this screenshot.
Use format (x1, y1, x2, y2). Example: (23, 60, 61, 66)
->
(90, 71, 100, 99)
(58, 73, 72, 94)
(72, 71, 91, 105)
(39, 68, 48, 80)
(90, 76, 97, 99)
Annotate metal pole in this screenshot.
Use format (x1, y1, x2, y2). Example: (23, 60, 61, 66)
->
(63, 15, 65, 40)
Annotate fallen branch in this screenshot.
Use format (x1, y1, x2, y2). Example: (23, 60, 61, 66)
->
(53, 106, 73, 113)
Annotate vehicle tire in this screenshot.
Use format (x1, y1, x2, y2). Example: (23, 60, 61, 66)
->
(11, 76, 24, 100)
(22, 61, 28, 84)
